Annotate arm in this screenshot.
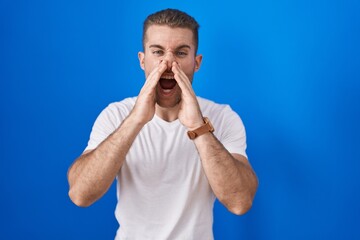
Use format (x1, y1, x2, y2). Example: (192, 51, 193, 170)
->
(67, 61, 168, 207)
(172, 62, 258, 215)
(67, 113, 144, 207)
(193, 133, 258, 215)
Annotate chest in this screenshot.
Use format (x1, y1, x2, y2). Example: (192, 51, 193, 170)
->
(124, 122, 202, 185)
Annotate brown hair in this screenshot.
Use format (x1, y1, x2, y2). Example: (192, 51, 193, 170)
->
(142, 8, 200, 53)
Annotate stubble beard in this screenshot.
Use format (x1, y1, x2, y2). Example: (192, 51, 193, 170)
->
(155, 90, 182, 109)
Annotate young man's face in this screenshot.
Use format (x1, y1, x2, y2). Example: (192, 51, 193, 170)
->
(138, 25, 202, 108)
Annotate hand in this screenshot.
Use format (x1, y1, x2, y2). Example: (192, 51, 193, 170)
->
(172, 62, 204, 130)
(131, 61, 167, 125)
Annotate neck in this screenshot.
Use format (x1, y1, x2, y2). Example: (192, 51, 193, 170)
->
(155, 104, 180, 122)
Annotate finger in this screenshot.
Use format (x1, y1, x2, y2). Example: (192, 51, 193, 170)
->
(140, 61, 167, 94)
(145, 60, 167, 86)
(172, 62, 195, 97)
(172, 62, 193, 87)
(148, 60, 167, 83)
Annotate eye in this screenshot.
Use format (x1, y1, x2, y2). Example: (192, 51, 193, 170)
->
(152, 50, 164, 56)
(176, 51, 188, 57)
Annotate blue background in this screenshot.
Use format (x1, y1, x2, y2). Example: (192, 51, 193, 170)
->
(1, 0, 359, 239)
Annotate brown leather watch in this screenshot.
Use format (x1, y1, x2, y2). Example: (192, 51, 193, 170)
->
(187, 117, 215, 140)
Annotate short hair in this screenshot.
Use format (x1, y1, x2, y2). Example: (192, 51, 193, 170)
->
(142, 8, 200, 53)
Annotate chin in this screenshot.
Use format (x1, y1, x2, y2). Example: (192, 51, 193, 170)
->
(155, 96, 181, 109)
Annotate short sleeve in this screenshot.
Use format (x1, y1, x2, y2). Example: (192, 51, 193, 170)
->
(84, 102, 130, 152)
(218, 106, 248, 158)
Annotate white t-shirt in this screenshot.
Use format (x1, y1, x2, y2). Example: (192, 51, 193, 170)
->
(85, 97, 247, 240)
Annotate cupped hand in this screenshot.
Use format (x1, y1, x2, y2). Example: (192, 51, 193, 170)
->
(172, 62, 204, 130)
(131, 61, 167, 125)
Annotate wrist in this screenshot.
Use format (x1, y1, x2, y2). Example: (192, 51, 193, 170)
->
(127, 110, 149, 127)
(187, 117, 215, 140)
(185, 114, 205, 131)
(187, 121, 206, 131)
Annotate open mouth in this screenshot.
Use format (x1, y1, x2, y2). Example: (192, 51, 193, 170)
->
(159, 76, 177, 90)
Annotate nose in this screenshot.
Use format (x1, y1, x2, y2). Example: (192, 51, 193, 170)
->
(163, 52, 175, 70)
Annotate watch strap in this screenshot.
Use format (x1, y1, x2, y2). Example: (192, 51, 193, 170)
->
(187, 117, 215, 140)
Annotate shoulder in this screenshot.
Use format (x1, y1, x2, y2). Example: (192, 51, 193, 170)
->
(197, 96, 235, 118)
(94, 97, 137, 127)
(107, 97, 137, 111)
(197, 96, 245, 136)
(103, 97, 137, 117)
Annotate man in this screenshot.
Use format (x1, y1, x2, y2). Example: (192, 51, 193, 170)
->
(68, 8, 258, 239)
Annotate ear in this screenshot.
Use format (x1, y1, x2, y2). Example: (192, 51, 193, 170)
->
(138, 52, 145, 70)
(194, 54, 203, 72)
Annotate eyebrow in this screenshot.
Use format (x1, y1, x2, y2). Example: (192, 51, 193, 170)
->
(148, 44, 192, 50)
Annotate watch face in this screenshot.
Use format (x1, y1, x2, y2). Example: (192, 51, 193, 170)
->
(209, 123, 214, 132)
(208, 122, 214, 132)
(204, 117, 214, 132)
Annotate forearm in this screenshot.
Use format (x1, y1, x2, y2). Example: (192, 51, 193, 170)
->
(194, 132, 258, 215)
(68, 113, 144, 207)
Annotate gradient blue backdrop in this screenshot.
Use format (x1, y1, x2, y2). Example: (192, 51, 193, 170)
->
(1, 0, 359, 239)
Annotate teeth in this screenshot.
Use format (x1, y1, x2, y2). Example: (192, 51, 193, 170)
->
(161, 76, 174, 79)
(163, 89, 171, 93)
